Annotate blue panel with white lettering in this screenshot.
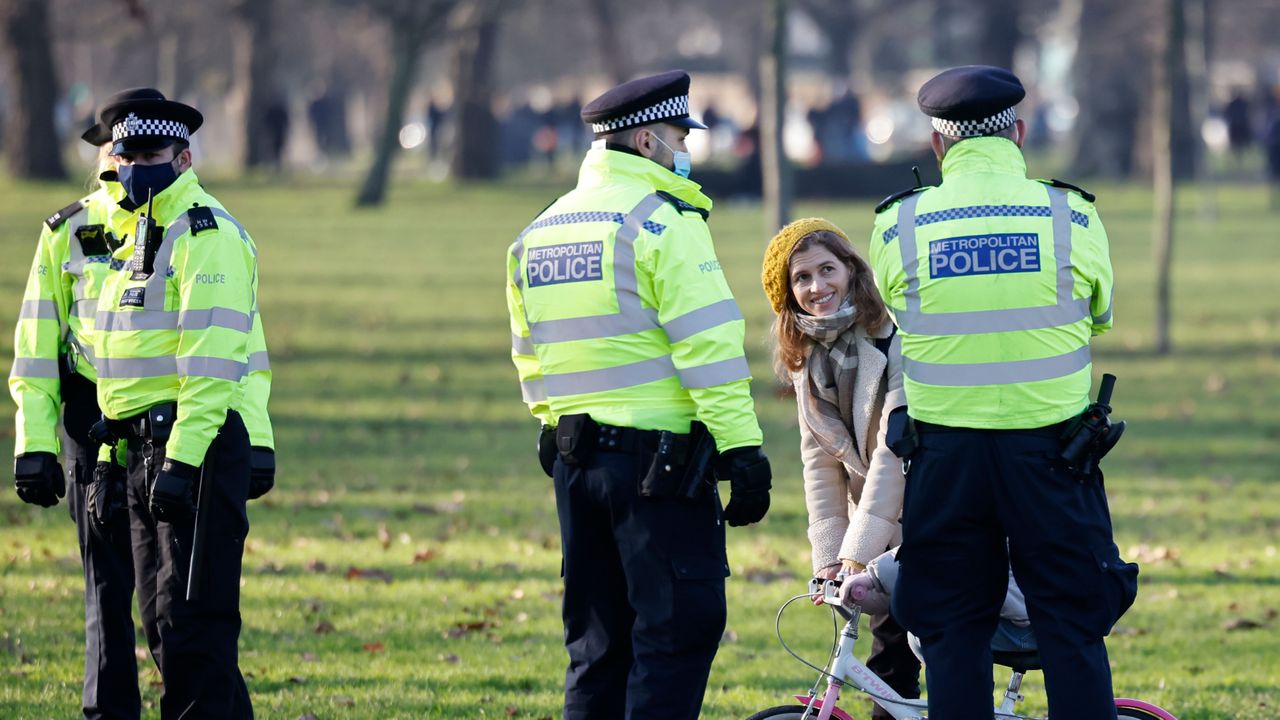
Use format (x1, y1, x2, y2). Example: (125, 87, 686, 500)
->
(526, 241, 605, 288)
(929, 233, 1041, 279)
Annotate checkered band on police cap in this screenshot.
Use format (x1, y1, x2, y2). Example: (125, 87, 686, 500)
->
(930, 106, 1017, 138)
(111, 112, 190, 143)
(590, 95, 690, 135)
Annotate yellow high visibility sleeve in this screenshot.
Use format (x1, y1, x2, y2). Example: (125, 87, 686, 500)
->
(9, 213, 77, 455)
(506, 247, 551, 425)
(240, 311, 274, 449)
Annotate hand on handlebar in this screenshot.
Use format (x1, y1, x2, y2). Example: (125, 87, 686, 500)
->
(837, 571, 891, 615)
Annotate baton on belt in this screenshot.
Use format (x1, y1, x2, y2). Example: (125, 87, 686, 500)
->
(186, 455, 214, 602)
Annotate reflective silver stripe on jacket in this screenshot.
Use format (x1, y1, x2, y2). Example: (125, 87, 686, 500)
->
(18, 300, 58, 320)
(520, 377, 547, 403)
(661, 298, 743, 343)
(893, 185, 1090, 336)
(903, 345, 1092, 387)
(10, 358, 61, 378)
(247, 351, 270, 372)
(541, 353, 750, 396)
(96, 354, 248, 381)
(1093, 288, 1114, 325)
(511, 333, 535, 356)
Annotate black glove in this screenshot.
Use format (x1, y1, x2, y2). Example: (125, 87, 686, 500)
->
(249, 447, 275, 500)
(87, 461, 127, 526)
(14, 452, 65, 507)
(537, 425, 557, 478)
(715, 446, 772, 527)
(150, 459, 197, 523)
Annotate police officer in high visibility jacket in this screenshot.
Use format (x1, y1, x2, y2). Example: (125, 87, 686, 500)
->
(506, 70, 771, 720)
(10, 88, 273, 720)
(86, 89, 263, 718)
(868, 66, 1139, 719)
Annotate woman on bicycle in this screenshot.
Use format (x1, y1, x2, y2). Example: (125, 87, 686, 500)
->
(762, 218, 919, 716)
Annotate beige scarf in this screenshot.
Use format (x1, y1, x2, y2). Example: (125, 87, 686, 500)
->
(793, 318, 891, 480)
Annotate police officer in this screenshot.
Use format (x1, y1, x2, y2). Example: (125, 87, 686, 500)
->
(10, 123, 140, 720)
(87, 89, 267, 718)
(506, 70, 771, 719)
(868, 66, 1139, 719)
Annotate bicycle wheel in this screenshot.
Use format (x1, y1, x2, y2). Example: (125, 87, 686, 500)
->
(1116, 699, 1179, 720)
(745, 705, 822, 720)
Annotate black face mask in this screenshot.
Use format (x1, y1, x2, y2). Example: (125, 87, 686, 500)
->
(116, 160, 179, 208)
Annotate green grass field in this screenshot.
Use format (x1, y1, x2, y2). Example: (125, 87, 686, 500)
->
(0, 172, 1277, 719)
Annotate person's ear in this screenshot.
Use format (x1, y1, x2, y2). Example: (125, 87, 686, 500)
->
(1012, 118, 1027, 149)
(635, 128, 655, 158)
(929, 131, 946, 161)
(174, 147, 193, 173)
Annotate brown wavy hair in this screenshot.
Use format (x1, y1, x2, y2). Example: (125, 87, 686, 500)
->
(770, 230, 890, 380)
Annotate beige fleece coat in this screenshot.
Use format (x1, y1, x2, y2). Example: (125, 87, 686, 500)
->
(794, 322, 907, 573)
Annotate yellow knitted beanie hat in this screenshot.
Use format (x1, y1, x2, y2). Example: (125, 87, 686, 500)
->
(761, 217, 852, 314)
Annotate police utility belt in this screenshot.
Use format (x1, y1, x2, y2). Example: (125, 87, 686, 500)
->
(90, 402, 178, 446)
(555, 414, 717, 500)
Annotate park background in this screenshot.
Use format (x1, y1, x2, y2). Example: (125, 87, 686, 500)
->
(0, 0, 1278, 718)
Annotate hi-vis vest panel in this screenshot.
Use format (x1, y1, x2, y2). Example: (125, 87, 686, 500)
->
(506, 161, 762, 451)
(871, 171, 1113, 430)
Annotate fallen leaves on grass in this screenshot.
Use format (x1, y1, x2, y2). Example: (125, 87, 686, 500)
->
(1222, 617, 1264, 631)
(441, 653, 460, 663)
(377, 523, 392, 550)
(412, 548, 438, 564)
(362, 641, 385, 654)
(1125, 544, 1180, 566)
(314, 621, 336, 635)
(345, 566, 393, 583)
(306, 559, 328, 573)
(444, 620, 493, 639)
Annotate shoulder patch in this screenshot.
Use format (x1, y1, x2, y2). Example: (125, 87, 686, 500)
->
(45, 200, 86, 230)
(1041, 178, 1096, 203)
(186, 206, 219, 235)
(874, 186, 929, 214)
(655, 190, 710, 221)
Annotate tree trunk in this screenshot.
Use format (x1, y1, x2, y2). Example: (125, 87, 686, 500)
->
(585, 0, 629, 85)
(356, 24, 424, 207)
(760, 0, 792, 233)
(1, 0, 66, 180)
(450, 0, 502, 181)
(978, 0, 1020, 70)
(1152, 0, 1182, 356)
(233, 0, 279, 169)
(1067, 0, 1144, 179)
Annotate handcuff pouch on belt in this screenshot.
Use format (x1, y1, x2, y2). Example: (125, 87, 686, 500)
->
(884, 406, 918, 473)
(640, 421, 716, 500)
(555, 414, 598, 467)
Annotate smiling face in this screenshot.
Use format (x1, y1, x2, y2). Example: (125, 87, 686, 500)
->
(788, 245, 852, 317)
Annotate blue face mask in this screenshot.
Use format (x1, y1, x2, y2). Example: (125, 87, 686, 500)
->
(651, 132, 693, 179)
(116, 160, 179, 207)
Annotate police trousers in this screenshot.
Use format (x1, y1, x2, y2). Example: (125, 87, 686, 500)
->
(553, 445, 729, 720)
(62, 370, 141, 720)
(126, 409, 253, 720)
(892, 425, 1138, 720)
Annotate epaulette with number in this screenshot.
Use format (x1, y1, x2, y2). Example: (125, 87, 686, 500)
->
(45, 200, 86, 230)
(186, 206, 219, 235)
(655, 190, 710, 220)
(874, 186, 930, 214)
(1039, 178, 1096, 203)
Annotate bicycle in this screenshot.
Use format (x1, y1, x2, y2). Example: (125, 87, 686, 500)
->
(745, 579, 1178, 720)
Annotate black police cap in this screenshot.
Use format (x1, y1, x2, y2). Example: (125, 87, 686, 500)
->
(581, 70, 708, 137)
(85, 88, 203, 154)
(917, 65, 1025, 137)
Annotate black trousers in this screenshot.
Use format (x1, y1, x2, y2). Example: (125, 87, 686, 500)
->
(553, 447, 728, 720)
(892, 426, 1138, 720)
(62, 371, 141, 720)
(126, 410, 253, 720)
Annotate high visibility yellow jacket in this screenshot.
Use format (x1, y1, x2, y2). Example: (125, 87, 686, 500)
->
(9, 184, 134, 455)
(93, 169, 269, 466)
(507, 147, 763, 451)
(869, 138, 1114, 429)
